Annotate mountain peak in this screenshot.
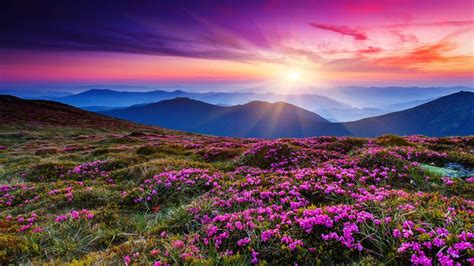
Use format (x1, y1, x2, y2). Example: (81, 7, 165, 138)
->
(80, 89, 116, 95)
(452, 90, 473, 96)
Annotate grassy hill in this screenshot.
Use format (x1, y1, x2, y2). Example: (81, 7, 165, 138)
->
(0, 96, 473, 265)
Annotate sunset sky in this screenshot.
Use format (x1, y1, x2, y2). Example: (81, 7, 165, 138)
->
(1, 0, 473, 92)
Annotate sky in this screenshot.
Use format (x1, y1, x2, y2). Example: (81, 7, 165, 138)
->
(1, 0, 473, 92)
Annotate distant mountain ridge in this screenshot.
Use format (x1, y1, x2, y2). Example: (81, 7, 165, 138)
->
(3, 86, 473, 122)
(102, 91, 474, 137)
(55, 89, 351, 113)
(1, 91, 472, 137)
(342, 91, 474, 137)
(103, 97, 341, 138)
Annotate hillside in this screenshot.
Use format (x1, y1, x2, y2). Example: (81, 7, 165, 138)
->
(102, 97, 348, 138)
(344, 91, 474, 136)
(1, 101, 473, 265)
(0, 95, 152, 131)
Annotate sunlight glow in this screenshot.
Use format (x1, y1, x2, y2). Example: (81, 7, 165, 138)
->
(286, 70, 302, 81)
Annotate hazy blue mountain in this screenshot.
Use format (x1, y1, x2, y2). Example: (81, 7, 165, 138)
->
(342, 91, 474, 137)
(197, 92, 351, 110)
(319, 86, 473, 107)
(102, 97, 350, 138)
(102, 92, 474, 137)
(0, 90, 73, 99)
(80, 106, 120, 112)
(56, 89, 189, 107)
(5, 87, 473, 124)
(315, 108, 384, 122)
(376, 98, 436, 112)
(319, 97, 439, 122)
(53, 89, 351, 111)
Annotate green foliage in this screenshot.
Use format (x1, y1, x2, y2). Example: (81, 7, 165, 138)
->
(375, 134, 411, 147)
(136, 145, 161, 156)
(25, 161, 74, 181)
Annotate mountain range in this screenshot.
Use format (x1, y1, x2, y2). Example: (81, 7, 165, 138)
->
(1, 91, 472, 138)
(3, 86, 473, 122)
(102, 97, 339, 138)
(102, 91, 474, 137)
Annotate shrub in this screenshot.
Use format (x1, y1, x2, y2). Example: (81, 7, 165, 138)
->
(25, 162, 74, 182)
(242, 141, 298, 169)
(136, 145, 161, 156)
(375, 135, 410, 147)
(198, 147, 241, 162)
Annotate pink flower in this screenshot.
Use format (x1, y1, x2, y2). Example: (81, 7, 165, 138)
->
(70, 210, 80, 219)
(237, 237, 250, 246)
(251, 250, 259, 264)
(172, 240, 185, 249)
(55, 215, 68, 223)
(123, 255, 131, 265)
(261, 229, 275, 242)
(32, 227, 44, 233)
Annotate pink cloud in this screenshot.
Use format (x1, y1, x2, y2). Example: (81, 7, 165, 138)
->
(390, 30, 419, 44)
(309, 23, 368, 40)
(380, 20, 474, 28)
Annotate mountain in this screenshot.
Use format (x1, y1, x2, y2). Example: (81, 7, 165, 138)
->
(54, 89, 351, 111)
(342, 91, 474, 137)
(56, 89, 189, 107)
(3, 91, 471, 138)
(81, 106, 120, 112)
(319, 86, 473, 107)
(376, 98, 436, 112)
(0, 95, 147, 130)
(0, 89, 73, 99)
(102, 97, 349, 138)
(102, 92, 474, 137)
(316, 107, 384, 122)
(197, 92, 351, 110)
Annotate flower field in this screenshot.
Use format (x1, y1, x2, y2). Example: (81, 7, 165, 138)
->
(1, 127, 473, 265)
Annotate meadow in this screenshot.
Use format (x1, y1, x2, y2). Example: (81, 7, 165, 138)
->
(1, 125, 473, 265)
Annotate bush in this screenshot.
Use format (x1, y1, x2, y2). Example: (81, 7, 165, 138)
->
(375, 135, 410, 147)
(136, 145, 161, 156)
(25, 162, 74, 182)
(242, 141, 295, 169)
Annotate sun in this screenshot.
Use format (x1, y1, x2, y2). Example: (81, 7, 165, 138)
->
(286, 69, 302, 81)
(272, 65, 320, 93)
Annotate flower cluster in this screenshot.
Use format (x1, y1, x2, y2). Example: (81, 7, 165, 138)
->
(1, 183, 38, 207)
(7, 212, 42, 233)
(55, 209, 95, 223)
(132, 168, 221, 203)
(394, 223, 473, 265)
(66, 160, 109, 180)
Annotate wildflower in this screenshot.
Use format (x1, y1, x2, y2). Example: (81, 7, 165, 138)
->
(55, 215, 68, 223)
(123, 255, 131, 265)
(251, 250, 259, 264)
(237, 237, 250, 246)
